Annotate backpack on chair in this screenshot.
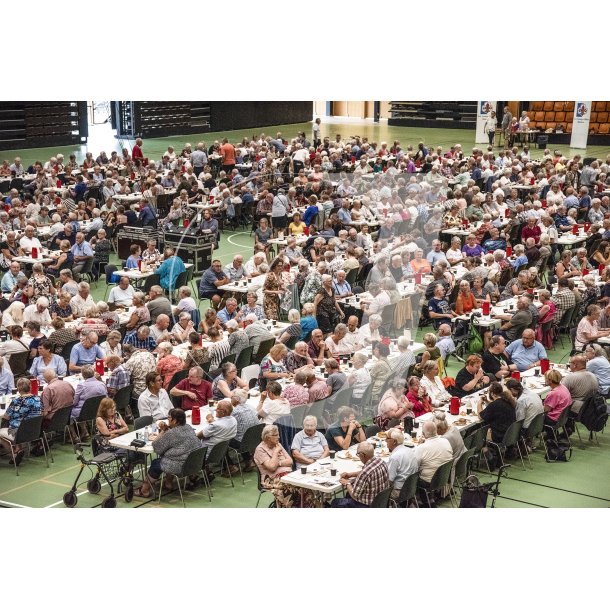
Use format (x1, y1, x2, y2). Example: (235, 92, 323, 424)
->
(467, 324, 483, 354)
(578, 392, 609, 438)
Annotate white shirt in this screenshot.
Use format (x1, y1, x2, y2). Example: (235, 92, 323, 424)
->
(23, 305, 51, 325)
(100, 341, 122, 359)
(414, 435, 453, 483)
(70, 294, 95, 318)
(358, 324, 380, 346)
(19, 235, 43, 253)
(108, 284, 135, 306)
(420, 375, 452, 408)
(137, 388, 173, 421)
(258, 397, 290, 424)
(367, 290, 390, 315)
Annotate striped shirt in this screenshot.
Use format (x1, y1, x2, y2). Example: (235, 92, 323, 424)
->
(107, 365, 131, 394)
(232, 404, 259, 442)
(350, 457, 390, 506)
(208, 339, 230, 369)
(124, 332, 157, 351)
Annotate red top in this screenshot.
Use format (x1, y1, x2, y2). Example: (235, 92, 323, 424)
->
(174, 378, 212, 411)
(220, 142, 236, 165)
(521, 225, 541, 244)
(132, 144, 143, 160)
(406, 390, 432, 418)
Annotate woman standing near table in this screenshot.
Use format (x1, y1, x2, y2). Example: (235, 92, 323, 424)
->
(263, 257, 285, 321)
(313, 274, 344, 334)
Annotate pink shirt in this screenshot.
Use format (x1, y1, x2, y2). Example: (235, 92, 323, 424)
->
(544, 384, 571, 421)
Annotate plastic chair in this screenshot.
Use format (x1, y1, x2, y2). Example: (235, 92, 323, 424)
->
(240, 364, 260, 388)
(235, 345, 254, 375)
(255, 467, 273, 507)
(202, 440, 232, 501)
(290, 404, 309, 429)
(103, 264, 119, 300)
(390, 471, 420, 508)
(365, 424, 381, 438)
(452, 448, 476, 491)
(464, 425, 489, 470)
(275, 415, 297, 455)
(42, 406, 72, 463)
(8, 351, 30, 379)
(158, 446, 206, 508)
(167, 369, 188, 394)
(370, 487, 392, 508)
(253, 338, 276, 365)
(7, 415, 46, 475)
(417, 460, 455, 507)
(520, 411, 547, 468)
(306, 400, 326, 429)
(228, 423, 265, 485)
(141, 273, 161, 294)
(486, 419, 526, 471)
(133, 416, 153, 430)
(113, 384, 132, 419)
(544, 406, 572, 450)
(71, 394, 105, 449)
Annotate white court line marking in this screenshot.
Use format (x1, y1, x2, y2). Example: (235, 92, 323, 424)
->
(0, 500, 31, 508)
(226, 232, 253, 249)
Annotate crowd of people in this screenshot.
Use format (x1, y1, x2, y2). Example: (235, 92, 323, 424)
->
(1, 121, 609, 506)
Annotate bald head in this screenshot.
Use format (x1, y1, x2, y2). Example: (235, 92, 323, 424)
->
(422, 421, 438, 439)
(356, 442, 374, 462)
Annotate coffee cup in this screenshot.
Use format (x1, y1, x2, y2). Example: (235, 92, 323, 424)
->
(300, 466, 307, 475)
(329, 450, 336, 460)
(330, 468, 337, 477)
(466, 408, 472, 415)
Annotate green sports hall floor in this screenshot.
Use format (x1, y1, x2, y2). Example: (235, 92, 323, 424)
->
(0, 120, 608, 508)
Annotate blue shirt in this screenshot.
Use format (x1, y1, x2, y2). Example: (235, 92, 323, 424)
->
(30, 354, 67, 382)
(511, 254, 528, 270)
(140, 205, 157, 225)
(302, 205, 318, 227)
(126, 255, 141, 269)
(332, 279, 352, 297)
(199, 268, 226, 296)
(0, 365, 14, 396)
(586, 357, 610, 394)
(124, 332, 157, 351)
(337, 208, 352, 224)
(217, 307, 237, 325)
(300, 315, 318, 340)
(5, 395, 42, 431)
(69, 343, 104, 367)
(505, 340, 547, 372)
(1, 270, 26, 293)
(157, 255, 186, 291)
(71, 241, 94, 258)
(426, 251, 448, 265)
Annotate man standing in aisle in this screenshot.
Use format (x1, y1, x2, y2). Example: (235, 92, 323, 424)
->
(501, 106, 512, 147)
(220, 138, 236, 174)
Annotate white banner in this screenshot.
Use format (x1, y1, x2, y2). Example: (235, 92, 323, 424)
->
(570, 101, 592, 149)
(475, 101, 497, 144)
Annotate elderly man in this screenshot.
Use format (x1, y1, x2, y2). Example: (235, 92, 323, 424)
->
(505, 378, 544, 437)
(331, 441, 390, 508)
(223, 255, 247, 282)
(494, 296, 533, 342)
(69, 332, 104, 373)
(196, 400, 237, 457)
(108, 275, 136, 309)
(0, 356, 15, 396)
(70, 232, 94, 276)
(137, 372, 173, 421)
(426, 239, 448, 266)
(504, 329, 547, 372)
(584, 343, 610, 396)
(342, 316, 363, 352)
(71, 365, 107, 419)
(391, 336, 416, 376)
(170, 366, 212, 411)
(386, 428, 420, 501)
(358, 314, 382, 346)
(104, 355, 130, 397)
(122, 344, 157, 398)
(255, 380, 290, 424)
(146, 285, 173, 322)
(243, 313, 275, 358)
(224, 319, 248, 357)
(291, 415, 329, 467)
(0, 261, 26, 293)
(563, 354, 599, 416)
(428, 283, 455, 328)
(414, 421, 453, 503)
(24, 296, 51, 326)
(148, 314, 173, 344)
(58, 269, 79, 297)
(284, 341, 313, 373)
(19, 225, 42, 255)
(435, 323, 456, 359)
(285, 237, 302, 265)
(69, 282, 95, 319)
(332, 269, 353, 299)
(307, 328, 329, 366)
(41, 368, 74, 427)
(244, 251, 266, 277)
(217, 298, 239, 326)
(124, 325, 157, 351)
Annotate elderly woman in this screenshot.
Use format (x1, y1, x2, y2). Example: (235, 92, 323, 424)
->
(555, 249, 579, 280)
(406, 375, 433, 418)
(29, 338, 67, 382)
(284, 341, 314, 372)
(298, 302, 318, 341)
(446, 236, 463, 264)
(294, 258, 312, 293)
(95, 397, 129, 453)
(542, 369, 572, 427)
(254, 424, 323, 508)
(96, 300, 120, 331)
(308, 236, 326, 264)
(313, 274, 344, 334)
(277, 309, 302, 345)
(420, 360, 451, 408)
(281, 369, 310, 407)
(212, 361, 247, 400)
(126, 291, 150, 330)
(254, 217, 272, 252)
(259, 343, 290, 391)
(575, 304, 610, 350)
(134, 408, 202, 498)
(410, 248, 432, 274)
(455, 280, 477, 315)
(2, 300, 25, 329)
(346, 352, 372, 405)
(263, 257, 285, 320)
(370, 342, 393, 403)
(583, 275, 601, 302)
(46, 239, 73, 276)
(199, 308, 221, 336)
(432, 410, 467, 462)
(172, 312, 195, 343)
(100, 329, 122, 359)
(236, 291, 264, 321)
(48, 291, 73, 322)
(375, 378, 414, 430)
(174, 286, 197, 316)
(26, 262, 56, 304)
(0, 378, 42, 465)
(157, 342, 185, 389)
